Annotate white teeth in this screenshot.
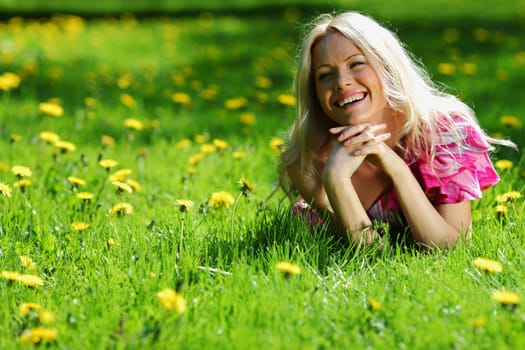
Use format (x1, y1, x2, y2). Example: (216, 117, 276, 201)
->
(338, 93, 365, 107)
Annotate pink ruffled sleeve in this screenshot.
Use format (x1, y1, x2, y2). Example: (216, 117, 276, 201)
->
(412, 119, 500, 205)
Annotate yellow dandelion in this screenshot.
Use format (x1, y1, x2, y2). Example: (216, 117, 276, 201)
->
(19, 256, 36, 270)
(255, 76, 272, 89)
(442, 27, 459, 44)
(232, 151, 247, 159)
(225, 97, 247, 110)
(67, 176, 86, 186)
(38, 310, 56, 325)
(473, 27, 490, 42)
(71, 221, 90, 231)
(0, 182, 12, 197)
(120, 93, 136, 108)
(367, 296, 383, 311)
(10, 134, 22, 143)
(14, 179, 31, 189)
(156, 288, 187, 313)
(496, 191, 521, 204)
(109, 168, 133, 182)
(54, 140, 76, 153)
(269, 137, 284, 154)
(202, 86, 218, 100)
(20, 302, 42, 316)
(200, 143, 216, 153)
(0, 72, 21, 90)
(240, 112, 256, 126)
(275, 261, 301, 276)
(461, 62, 477, 75)
(126, 179, 141, 192)
(124, 118, 143, 131)
(277, 93, 296, 107)
(99, 159, 118, 170)
(101, 134, 116, 148)
(238, 178, 254, 195)
(38, 101, 64, 117)
(84, 97, 98, 108)
(117, 73, 133, 89)
(1, 270, 21, 281)
(39, 131, 60, 144)
(213, 138, 228, 151)
(112, 181, 133, 194)
(188, 153, 205, 165)
(109, 202, 133, 216)
(469, 316, 487, 328)
(195, 133, 209, 143)
(12, 165, 32, 178)
(175, 199, 194, 212)
(500, 115, 523, 129)
(473, 257, 503, 273)
(208, 191, 235, 208)
(76, 192, 94, 200)
(437, 62, 456, 75)
(175, 138, 192, 149)
(495, 159, 513, 170)
(172, 92, 192, 106)
(491, 290, 520, 306)
(20, 327, 58, 344)
(17, 274, 44, 287)
(107, 238, 117, 247)
(495, 204, 508, 216)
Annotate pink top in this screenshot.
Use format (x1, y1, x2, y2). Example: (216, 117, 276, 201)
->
(367, 116, 500, 224)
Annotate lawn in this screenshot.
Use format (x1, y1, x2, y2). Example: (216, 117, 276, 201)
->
(0, 1, 524, 349)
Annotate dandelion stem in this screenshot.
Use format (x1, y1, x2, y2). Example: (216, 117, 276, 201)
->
(230, 192, 243, 242)
(179, 215, 185, 263)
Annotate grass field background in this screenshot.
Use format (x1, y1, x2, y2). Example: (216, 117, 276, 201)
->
(0, 1, 524, 348)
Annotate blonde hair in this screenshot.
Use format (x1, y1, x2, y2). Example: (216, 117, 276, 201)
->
(279, 11, 512, 192)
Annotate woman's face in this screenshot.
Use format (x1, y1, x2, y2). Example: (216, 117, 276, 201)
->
(312, 31, 388, 127)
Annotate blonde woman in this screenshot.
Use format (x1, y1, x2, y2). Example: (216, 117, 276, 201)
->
(279, 12, 513, 248)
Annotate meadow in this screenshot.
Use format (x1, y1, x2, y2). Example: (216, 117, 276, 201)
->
(0, 0, 524, 349)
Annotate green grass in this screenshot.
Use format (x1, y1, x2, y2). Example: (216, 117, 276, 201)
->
(1, 1, 524, 349)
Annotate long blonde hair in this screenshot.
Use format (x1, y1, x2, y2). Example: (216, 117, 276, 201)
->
(279, 11, 512, 193)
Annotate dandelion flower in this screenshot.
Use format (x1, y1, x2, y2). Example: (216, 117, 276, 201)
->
(0, 72, 21, 90)
(491, 290, 520, 306)
(208, 191, 235, 208)
(67, 176, 86, 186)
(175, 199, 194, 212)
(0, 182, 12, 197)
(38, 310, 56, 325)
(500, 115, 522, 129)
(188, 153, 205, 165)
(126, 179, 141, 192)
(495, 159, 513, 171)
(109, 168, 133, 182)
(19, 327, 58, 344)
(12, 165, 32, 178)
(109, 202, 133, 216)
(495, 204, 508, 216)
(17, 274, 44, 287)
(172, 92, 192, 106)
(14, 179, 31, 189)
(71, 222, 90, 231)
(238, 178, 254, 195)
(101, 135, 116, 148)
(200, 144, 216, 153)
(473, 257, 502, 273)
(195, 133, 209, 143)
(156, 288, 187, 313)
(269, 137, 284, 154)
(213, 138, 228, 151)
(225, 97, 247, 110)
(120, 93, 136, 108)
(277, 93, 296, 107)
(107, 238, 117, 247)
(19, 256, 36, 270)
(438, 62, 456, 75)
(240, 112, 256, 126)
(39, 131, 60, 144)
(175, 139, 192, 149)
(99, 159, 118, 170)
(469, 316, 487, 328)
(232, 151, 247, 159)
(39, 101, 64, 117)
(367, 297, 383, 311)
(55, 140, 76, 153)
(124, 118, 143, 131)
(84, 97, 98, 108)
(112, 181, 133, 194)
(20, 302, 41, 316)
(495, 191, 521, 204)
(10, 134, 22, 143)
(275, 261, 301, 276)
(255, 76, 272, 89)
(76, 192, 94, 200)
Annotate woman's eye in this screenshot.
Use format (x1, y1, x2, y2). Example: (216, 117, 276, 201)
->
(317, 72, 331, 80)
(350, 61, 364, 69)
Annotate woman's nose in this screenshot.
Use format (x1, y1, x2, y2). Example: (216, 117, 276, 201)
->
(335, 71, 352, 90)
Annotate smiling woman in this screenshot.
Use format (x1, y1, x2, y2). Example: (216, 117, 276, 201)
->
(279, 11, 516, 249)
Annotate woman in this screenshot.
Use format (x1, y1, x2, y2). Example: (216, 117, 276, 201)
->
(279, 12, 513, 249)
